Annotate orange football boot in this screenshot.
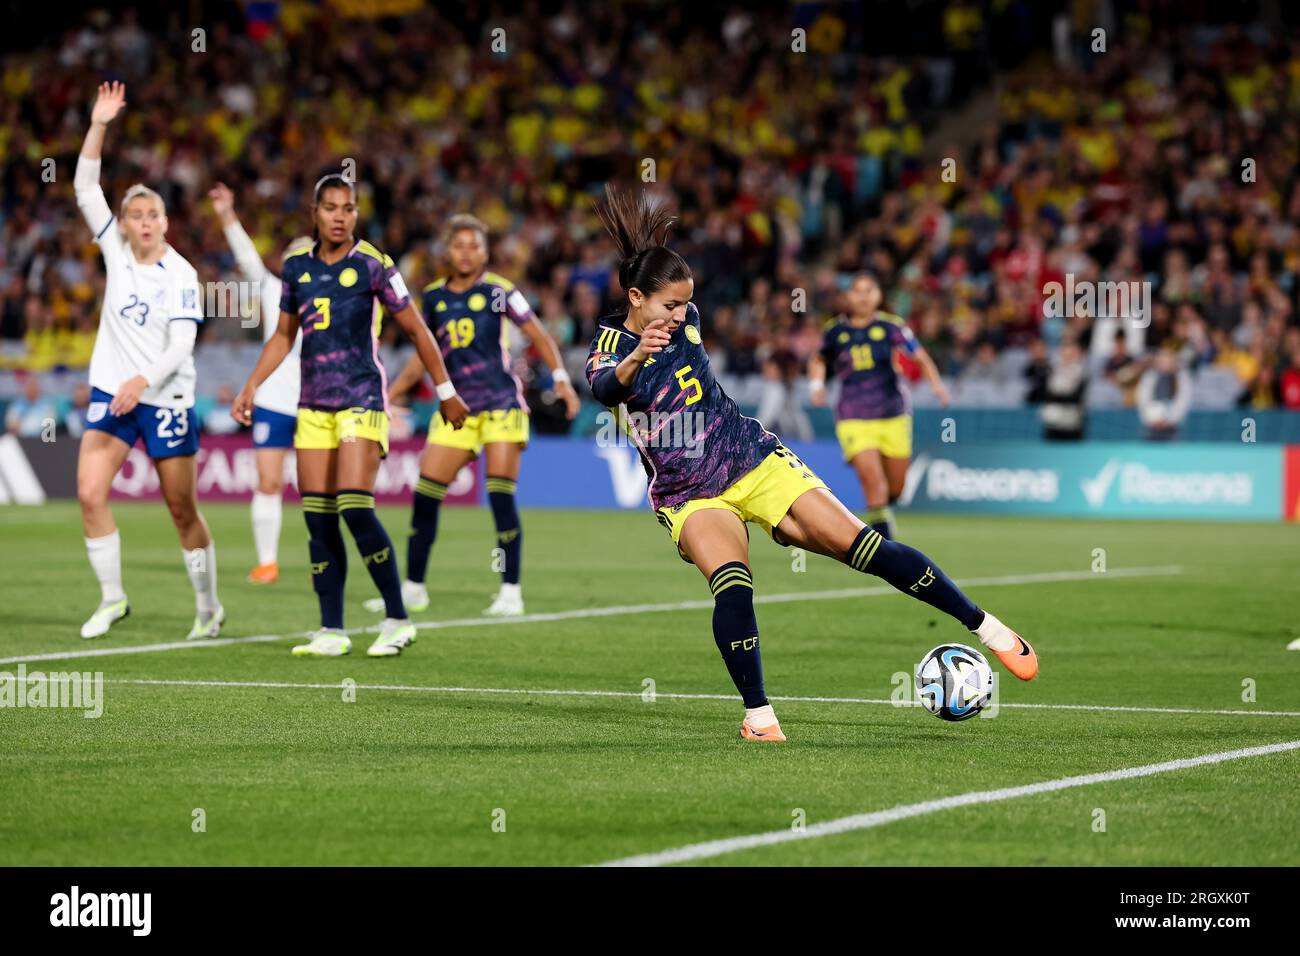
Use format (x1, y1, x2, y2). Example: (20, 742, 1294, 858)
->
(740, 719, 787, 742)
(247, 562, 279, 584)
(993, 632, 1039, 681)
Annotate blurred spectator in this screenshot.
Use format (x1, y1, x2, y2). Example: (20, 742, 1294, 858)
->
(1102, 331, 1142, 406)
(1137, 350, 1192, 441)
(202, 385, 241, 436)
(1040, 340, 1087, 441)
(5, 378, 58, 437)
(64, 383, 91, 439)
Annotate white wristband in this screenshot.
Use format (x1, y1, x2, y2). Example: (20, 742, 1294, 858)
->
(810, 377, 825, 390)
(551, 368, 570, 385)
(436, 381, 458, 401)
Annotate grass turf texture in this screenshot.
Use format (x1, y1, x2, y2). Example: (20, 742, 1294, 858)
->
(2, 501, 1298, 866)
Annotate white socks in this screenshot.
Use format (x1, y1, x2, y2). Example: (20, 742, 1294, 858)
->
(85, 530, 125, 603)
(744, 703, 778, 728)
(498, 582, 521, 600)
(183, 543, 220, 617)
(973, 610, 1015, 652)
(251, 492, 282, 566)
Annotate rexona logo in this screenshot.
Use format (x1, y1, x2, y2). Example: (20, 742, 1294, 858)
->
(50, 885, 151, 936)
(1081, 459, 1254, 507)
(902, 455, 1059, 504)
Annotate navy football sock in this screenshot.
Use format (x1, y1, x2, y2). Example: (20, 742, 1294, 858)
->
(845, 527, 984, 630)
(486, 476, 522, 585)
(303, 493, 346, 629)
(864, 505, 894, 539)
(709, 562, 767, 708)
(406, 475, 446, 585)
(338, 489, 405, 619)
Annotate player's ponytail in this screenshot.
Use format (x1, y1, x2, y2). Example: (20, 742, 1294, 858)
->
(594, 186, 691, 299)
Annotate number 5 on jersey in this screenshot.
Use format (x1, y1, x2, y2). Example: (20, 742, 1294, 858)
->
(675, 365, 702, 405)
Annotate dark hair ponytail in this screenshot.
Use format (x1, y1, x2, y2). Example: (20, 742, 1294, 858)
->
(594, 186, 692, 300)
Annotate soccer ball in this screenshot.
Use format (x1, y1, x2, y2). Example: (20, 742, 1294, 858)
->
(915, 643, 994, 721)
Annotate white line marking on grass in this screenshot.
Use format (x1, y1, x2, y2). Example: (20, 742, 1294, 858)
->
(0, 565, 1183, 665)
(595, 739, 1300, 867)
(91, 677, 1300, 718)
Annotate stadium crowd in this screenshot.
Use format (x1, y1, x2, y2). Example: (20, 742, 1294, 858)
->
(2, 2, 1299, 443)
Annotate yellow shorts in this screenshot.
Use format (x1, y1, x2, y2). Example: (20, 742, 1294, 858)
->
(428, 407, 529, 455)
(656, 446, 828, 555)
(836, 415, 912, 460)
(295, 407, 390, 457)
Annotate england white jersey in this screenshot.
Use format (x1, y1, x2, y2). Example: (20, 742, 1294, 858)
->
(222, 220, 301, 417)
(77, 164, 202, 410)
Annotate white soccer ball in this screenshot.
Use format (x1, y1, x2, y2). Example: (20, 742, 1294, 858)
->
(915, 643, 993, 721)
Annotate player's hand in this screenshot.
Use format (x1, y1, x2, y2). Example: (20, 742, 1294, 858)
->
(109, 375, 148, 416)
(934, 382, 952, 408)
(555, 379, 581, 419)
(91, 82, 126, 126)
(231, 385, 256, 426)
(809, 383, 827, 407)
(632, 317, 671, 361)
(440, 394, 469, 429)
(208, 183, 235, 222)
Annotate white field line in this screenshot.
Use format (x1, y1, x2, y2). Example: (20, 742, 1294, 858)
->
(36, 677, 1300, 719)
(596, 739, 1300, 867)
(0, 564, 1183, 665)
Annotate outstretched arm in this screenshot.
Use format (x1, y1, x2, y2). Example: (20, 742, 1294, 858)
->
(75, 82, 127, 237)
(209, 182, 268, 283)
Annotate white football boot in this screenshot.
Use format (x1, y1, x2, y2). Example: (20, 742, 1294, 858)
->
(363, 580, 429, 614)
(80, 598, 130, 639)
(291, 629, 352, 657)
(366, 618, 417, 657)
(483, 584, 524, 617)
(185, 604, 225, 641)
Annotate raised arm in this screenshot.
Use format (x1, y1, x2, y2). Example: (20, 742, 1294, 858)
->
(209, 183, 268, 284)
(75, 82, 127, 237)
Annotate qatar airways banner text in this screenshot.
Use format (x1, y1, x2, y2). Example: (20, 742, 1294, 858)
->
(108, 436, 480, 505)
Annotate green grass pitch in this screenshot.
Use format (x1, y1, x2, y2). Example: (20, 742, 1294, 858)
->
(2, 501, 1298, 866)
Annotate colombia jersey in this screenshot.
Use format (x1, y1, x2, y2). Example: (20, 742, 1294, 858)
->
(820, 311, 920, 421)
(422, 271, 532, 414)
(585, 302, 779, 511)
(279, 239, 411, 413)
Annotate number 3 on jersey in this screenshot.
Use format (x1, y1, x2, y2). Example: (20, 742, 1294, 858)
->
(312, 297, 331, 331)
(675, 365, 702, 405)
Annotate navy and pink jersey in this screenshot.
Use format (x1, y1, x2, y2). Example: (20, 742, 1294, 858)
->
(422, 271, 531, 414)
(585, 302, 779, 511)
(820, 311, 920, 421)
(279, 239, 411, 413)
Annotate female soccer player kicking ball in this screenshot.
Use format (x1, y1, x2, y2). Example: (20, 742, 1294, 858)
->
(231, 175, 469, 658)
(585, 189, 1037, 741)
(378, 214, 580, 618)
(808, 273, 949, 539)
(209, 182, 312, 584)
(75, 82, 223, 641)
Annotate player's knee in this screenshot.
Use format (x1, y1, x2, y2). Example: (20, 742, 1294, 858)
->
(77, 477, 108, 512)
(258, 476, 284, 496)
(164, 494, 199, 529)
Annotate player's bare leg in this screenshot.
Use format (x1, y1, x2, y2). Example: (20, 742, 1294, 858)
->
(776, 488, 1037, 680)
(248, 447, 287, 584)
(482, 440, 524, 616)
(850, 448, 895, 538)
(77, 431, 131, 638)
(366, 442, 472, 614)
(293, 447, 352, 656)
(680, 509, 785, 741)
(880, 453, 909, 536)
(156, 453, 223, 640)
(336, 437, 415, 657)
